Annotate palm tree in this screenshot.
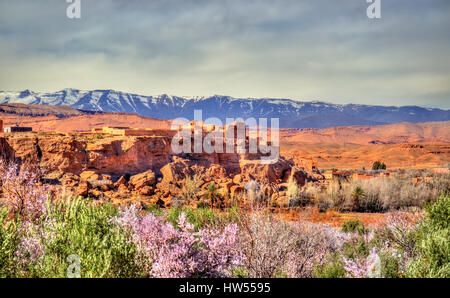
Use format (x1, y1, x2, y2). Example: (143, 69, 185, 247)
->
(203, 183, 219, 208)
(352, 186, 365, 211)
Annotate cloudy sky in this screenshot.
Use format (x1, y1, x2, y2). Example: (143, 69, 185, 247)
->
(0, 0, 449, 108)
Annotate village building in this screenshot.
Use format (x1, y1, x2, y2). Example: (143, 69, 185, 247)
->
(93, 126, 177, 137)
(352, 172, 375, 181)
(3, 125, 33, 133)
(324, 170, 351, 181)
(431, 167, 450, 174)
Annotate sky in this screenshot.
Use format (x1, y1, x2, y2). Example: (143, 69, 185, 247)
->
(0, 0, 449, 108)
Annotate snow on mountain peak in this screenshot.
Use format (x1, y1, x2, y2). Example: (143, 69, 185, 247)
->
(0, 89, 448, 128)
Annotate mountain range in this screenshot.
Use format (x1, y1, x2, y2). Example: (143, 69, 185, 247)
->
(0, 89, 448, 128)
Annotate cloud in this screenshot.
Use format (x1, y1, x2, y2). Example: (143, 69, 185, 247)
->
(0, 0, 449, 108)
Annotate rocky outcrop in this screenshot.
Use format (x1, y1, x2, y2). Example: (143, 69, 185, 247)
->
(85, 136, 173, 175)
(0, 138, 15, 162)
(239, 159, 292, 184)
(1, 132, 324, 207)
(129, 170, 156, 196)
(5, 134, 173, 177)
(6, 135, 86, 175)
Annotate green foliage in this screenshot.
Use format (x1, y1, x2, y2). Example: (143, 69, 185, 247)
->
(228, 205, 240, 222)
(196, 201, 209, 209)
(313, 256, 346, 278)
(181, 174, 202, 202)
(32, 198, 143, 278)
(275, 270, 288, 278)
(342, 234, 371, 261)
(372, 161, 387, 170)
(351, 186, 365, 211)
(407, 195, 450, 278)
(232, 267, 248, 278)
(1, 190, 448, 278)
(423, 195, 450, 230)
(341, 218, 365, 234)
(165, 207, 218, 230)
(0, 208, 21, 277)
(144, 203, 164, 216)
(379, 252, 403, 278)
(164, 205, 240, 231)
(203, 183, 220, 208)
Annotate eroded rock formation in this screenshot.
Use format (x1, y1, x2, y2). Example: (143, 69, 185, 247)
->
(0, 137, 15, 162)
(1, 132, 322, 207)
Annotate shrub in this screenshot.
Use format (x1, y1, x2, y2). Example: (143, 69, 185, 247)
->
(379, 251, 403, 278)
(313, 255, 346, 278)
(114, 205, 242, 278)
(0, 161, 48, 222)
(0, 207, 21, 277)
(351, 186, 365, 211)
(423, 194, 450, 230)
(322, 180, 346, 211)
(406, 195, 450, 278)
(238, 212, 295, 278)
(287, 178, 312, 207)
(165, 206, 222, 230)
(343, 247, 382, 278)
(0, 197, 144, 278)
(286, 178, 300, 201)
(31, 198, 143, 278)
(287, 222, 349, 277)
(378, 211, 418, 258)
(342, 218, 365, 234)
(342, 173, 447, 212)
(342, 232, 373, 261)
(180, 174, 202, 202)
(237, 211, 349, 278)
(244, 181, 264, 205)
(372, 161, 387, 170)
(203, 183, 221, 208)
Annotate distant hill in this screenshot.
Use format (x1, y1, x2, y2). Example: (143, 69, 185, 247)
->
(0, 103, 169, 132)
(280, 121, 450, 170)
(0, 103, 100, 118)
(280, 121, 450, 145)
(1, 101, 448, 169)
(1, 89, 449, 128)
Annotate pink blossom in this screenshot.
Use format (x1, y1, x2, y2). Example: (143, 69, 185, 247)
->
(113, 206, 242, 278)
(343, 247, 382, 278)
(0, 161, 48, 222)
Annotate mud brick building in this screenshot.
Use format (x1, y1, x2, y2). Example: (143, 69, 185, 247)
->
(3, 126, 33, 133)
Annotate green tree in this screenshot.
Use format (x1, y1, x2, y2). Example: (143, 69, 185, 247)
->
(372, 161, 387, 170)
(351, 186, 365, 211)
(407, 195, 450, 278)
(203, 183, 220, 208)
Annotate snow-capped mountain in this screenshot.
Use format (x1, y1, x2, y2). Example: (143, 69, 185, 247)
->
(0, 89, 449, 128)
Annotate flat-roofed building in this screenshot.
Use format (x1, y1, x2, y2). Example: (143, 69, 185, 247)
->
(325, 170, 351, 180)
(3, 126, 32, 133)
(97, 126, 177, 137)
(352, 172, 375, 181)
